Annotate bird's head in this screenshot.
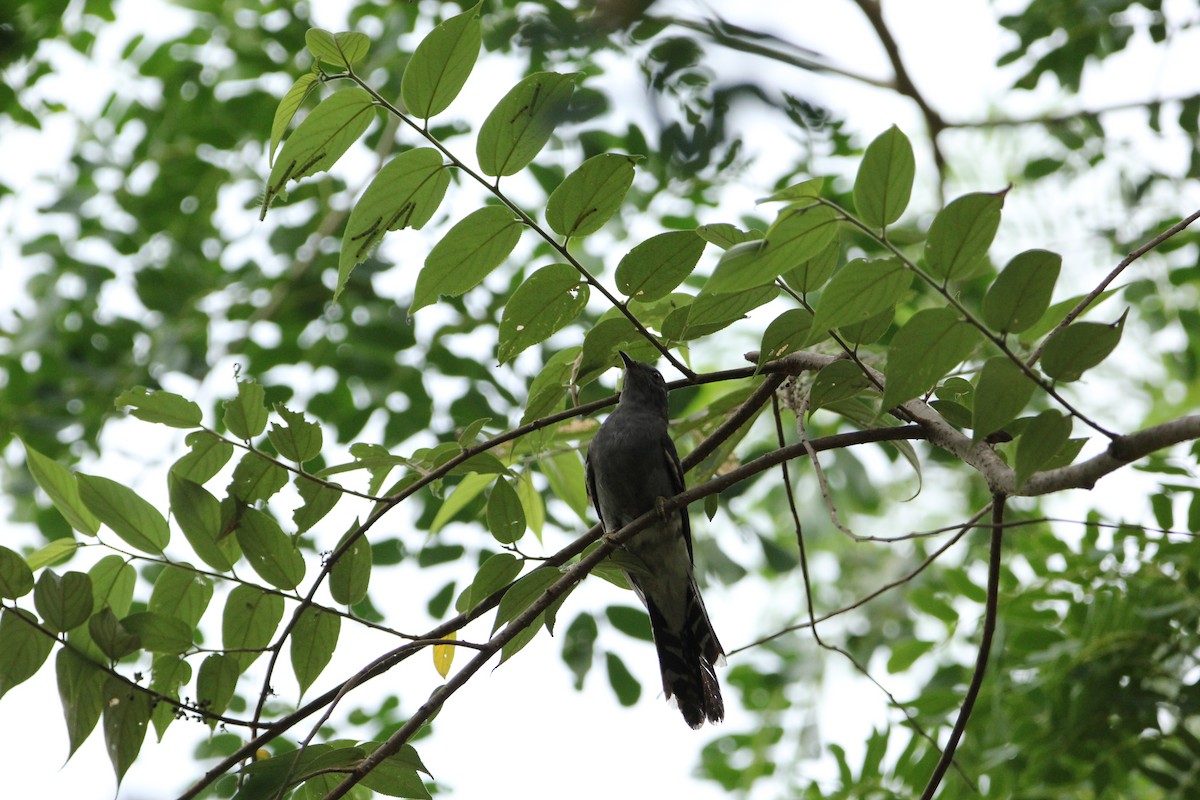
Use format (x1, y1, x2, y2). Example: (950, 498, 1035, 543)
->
(617, 351, 670, 417)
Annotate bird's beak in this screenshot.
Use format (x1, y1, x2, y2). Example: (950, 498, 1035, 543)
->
(618, 350, 634, 369)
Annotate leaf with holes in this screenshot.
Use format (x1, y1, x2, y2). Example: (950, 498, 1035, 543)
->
(497, 264, 589, 364)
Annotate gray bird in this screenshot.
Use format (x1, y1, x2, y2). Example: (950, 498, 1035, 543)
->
(585, 351, 724, 728)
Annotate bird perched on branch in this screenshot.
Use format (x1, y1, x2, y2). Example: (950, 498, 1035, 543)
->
(585, 351, 724, 728)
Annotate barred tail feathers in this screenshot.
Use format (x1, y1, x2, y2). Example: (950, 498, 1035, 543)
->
(645, 579, 724, 728)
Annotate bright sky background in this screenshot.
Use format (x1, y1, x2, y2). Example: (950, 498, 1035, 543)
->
(2, 0, 1199, 798)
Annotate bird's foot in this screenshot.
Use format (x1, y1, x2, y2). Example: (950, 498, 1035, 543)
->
(655, 496, 670, 522)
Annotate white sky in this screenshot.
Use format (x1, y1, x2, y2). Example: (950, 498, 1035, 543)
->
(2, 0, 1199, 798)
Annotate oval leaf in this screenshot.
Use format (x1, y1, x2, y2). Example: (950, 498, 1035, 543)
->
(497, 264, 589, 364)
(982, 249, 1062, 334)
(22, 439, 99, 536)
(615, 230, 706, 301)
(1041, 311, 1127, 382)
(222, 585, 285, 672)
(476, 71, 576, 177)
(236, 508, 306, 590)
(545, 153, 638, 238)
(78, 474, 169, 554)
(882, 308, 981, 409)
(703, 204, 839, 295)
(972, 357, 1036, 440)
(34, 570, 93, 633)
(330, 522, 372, 606)
(114, 386, 202, 428)
(1015, 409, 1072, 488)
(924, 190, 1006, 282)
(402, 3, 482, 118)
(0, 546, 34, 599)
(807, 258, 910, 343)
(854, 125, 915, 228)
(291, 606, 341, 695)
(413, 205, 523, 312)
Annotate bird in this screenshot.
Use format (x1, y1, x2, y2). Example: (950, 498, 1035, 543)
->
(584, 350, 724, 728)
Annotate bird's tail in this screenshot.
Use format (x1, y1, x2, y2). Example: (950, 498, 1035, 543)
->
(647, 578, 724, 728)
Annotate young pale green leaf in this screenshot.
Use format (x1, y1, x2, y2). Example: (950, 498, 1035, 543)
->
(758, 176, 825, 204)
(615, 230, 706, 301)
(34, 570, 93, 633)
(261, 87, 376, 218)
(431, 471, 493, 534)
(1021, 288, 1119, 342)
(982, 249, 1062, 333)
(1015, 409, 1072, 488)
(542, 450, 590, 522)
(476, 71, 576, 177)
(545, 153, 638, 238)
(195, 653, 239, 722)
(853, 125, 915, 228)
(412, 205, 523, 312)
(88, 607, 141, 661)
(807, 258, 911, 343)
(171, 430, 234, 484)
(809, 361, 873, 414)
(329, 522, 372, 606)
(114, 386, 202, 428)
(703, 204, 839, 295)
(0, 546, 34, 599)
(486, 478, 526, 544)
(664, 284, 779, 341)
(294, 476, 341, 533)
(758, 308, 814, 366)
(268, 404, 323, 463)
(149, 654, 191, 740)
(457, 553, 522, 614)
(782, 233, 840, 295)
(222, 585, 285, 671)
(148, 565, 212, 630)
(121, 612, 192, 655)
(223, 381, 268, 440)
(168, 474, 236, 572)
(497, 264, 589, 364)
(401, 3, 481, 118)
(291, 606, 341, 695)
(90, 555, 136, 618)
(304, 28, 370, 70)
(269, 72, 318, 166)
(227, 451, 289, 504)
(22, 439, 99, 536)
(0, 609, 55, 700)
(336, 148, 450, 300)
(696, 223, 761, 249)
(516, 471, 545, 541)
(1041, 310, 1127, 382)
(972, 357, 1036, 440)
(102, 676, 151, 787)
(236, 508, 306, 590)
(26, 539, 80, 572)
(887, 639, 935, 673)
(493, 569, 560, 634)
(56, 648, 106, 759)
(882, 308, 981, 409)
(78, 474, 169, 554)
(924, 190, 1006, 282)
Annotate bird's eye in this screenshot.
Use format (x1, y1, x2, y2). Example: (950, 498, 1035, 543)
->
(653, 371, 664, 384)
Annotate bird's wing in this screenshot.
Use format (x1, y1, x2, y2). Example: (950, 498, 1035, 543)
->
(660, 431, 693, 563)
(584, 449, 605, 530)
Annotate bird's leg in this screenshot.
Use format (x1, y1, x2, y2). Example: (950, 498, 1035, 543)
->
(655, 496, 670, 523)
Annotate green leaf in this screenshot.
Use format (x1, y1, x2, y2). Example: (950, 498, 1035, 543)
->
(605, 605, 653, 641)
(1015, 410, 1072, 488)
(430, 471, 493, 534)
(90, 555, 136, 617)
(924, 190, 1006, 282)
(359, 743, 434, 799)
(148, 564, 212, 628)
(1041, 310, 1127, 382)
(541, 450, 590, 523)
(758, 176, 825, 203)
(304, 28, 370, 70)
(561, 613, 597, 689)
(56, 648, 106, 758)
(222, 585, 285, 672)
(1021, 288, 1119, 341)
(493, 569, 560, 634)
(476, 71, 576, 177)
(703, 204, 839, 295)
(88, 607, 140, 661)
(227, 450, 290, 504)
(223, 380, 268, 440)
(781, 233, 840, 295)
(294, 476, 342, 533)
(114, 386, 203, 428)
(171, 430, 234, 484)
(486, 478, 526, 544)
(853, 125, 915, 228)
(22, 439, 100, 536)
(665, 284, 779, 341)
(401, 3, 481, 118)
(412, 205, 523, 312)
(0, 545, 34, 599)
(887, 638, 935, 672)
(497, 263, 589, 364)
(78, 474, 169, 554)
(236, 508, 306, 590)
(26, 539, 80, 571)
(982, 249, 1062, 333)
(102, 676, 151, 787)
(810, 361, 873, 414)
(0, 608, 55, 700)
(696, 223, 761, 249)
(972, 357, 1036, 440)
(758, 308, 814, 365)
(168, 474, 237, 572)
(269, 72, 318, 165)
(882, 308, 981, 409)
(545, 153, 638, 238)
(268, 405, 323, 463)
(807, 258, 910, 343)
(292, 606, 341, 695)
(837, 307, 893, 345)
(516, 471, 545, 541)
(195, 653, 240, 723)
(615, 230, 706, 301)
(34, 570, 93, 633)
(329, 523, 372, 606)
(262, 87, 376, 217)
(605, 651, 641, 706)
(337, 148, 450, 300)
(457, 553, 522, 614)
(121, 612, 192, 654)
